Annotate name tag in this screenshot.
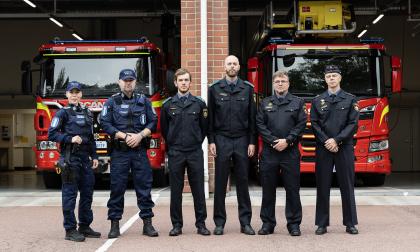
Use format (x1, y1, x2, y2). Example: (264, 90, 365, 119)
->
(121, 104, 129, 109)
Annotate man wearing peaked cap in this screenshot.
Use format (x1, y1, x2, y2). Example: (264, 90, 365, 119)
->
(101, 68, 159, 238)
(311, 64, 360, 235)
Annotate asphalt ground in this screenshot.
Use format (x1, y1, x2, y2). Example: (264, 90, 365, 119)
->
(0, 171, 420, 251)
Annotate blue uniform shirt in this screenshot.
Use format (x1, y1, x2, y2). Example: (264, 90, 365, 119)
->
(48, 104, 98, 159)
(101, 92, 157, 137)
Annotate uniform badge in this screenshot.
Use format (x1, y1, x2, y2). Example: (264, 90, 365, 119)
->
(353, 103, 359, 111)
(101, 106, 107, 117)
(265, 102, 273, 110)
(140, 114, 147, 125)
(51, 117, 59, 128)
(203, 108, 208, 118)
(219, 93, 228, 96)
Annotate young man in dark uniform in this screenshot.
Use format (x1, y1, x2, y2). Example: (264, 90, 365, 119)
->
(48, 81, 101, 242)
(208, 55, 257, 235)
(101, 69, 159, 238)
(256, 71, 306, 236)
(160, 68, 211, 236)
(311, 65, 359, 235)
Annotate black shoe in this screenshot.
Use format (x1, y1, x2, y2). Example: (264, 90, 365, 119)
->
(108, 220, 120, 239)
(143, 218, 159, 237)
(197, 226, 211, 236)
(288, 227, 301, 236)
(257, 227, 274, 235)
(78, 225, 101, 238)
(213, 226, 224, 235)
(65, 229, 85, 242)
(346, 226, 359, 235)
(169, 227, 182, 236)
(240, 225, 256, 235)
(315, 226, 327, 235)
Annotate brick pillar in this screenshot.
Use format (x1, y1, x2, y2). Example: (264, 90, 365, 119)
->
(181, 0, 229, 192)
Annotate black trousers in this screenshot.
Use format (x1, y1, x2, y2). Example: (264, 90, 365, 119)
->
(213, 135, 252, 227)
(168, 148, 207, 228)
(259, 147, 302, 230)
(315, 144, 358, 227)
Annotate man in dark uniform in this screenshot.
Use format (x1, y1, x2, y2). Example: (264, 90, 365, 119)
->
(101, 69, 159, 238)
(208, 55, 256, 235)
(256, 71, 306, 236)
(311, 65, 359, 235)
(160, 68, 211, 236)
(48, 81, 101, 242)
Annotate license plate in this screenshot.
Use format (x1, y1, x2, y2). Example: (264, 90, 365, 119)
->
(96, 141, 107, 149)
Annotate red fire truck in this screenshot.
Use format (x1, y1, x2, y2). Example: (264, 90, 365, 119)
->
(248, 1, 402, 186)
(25, 38, 169, 188)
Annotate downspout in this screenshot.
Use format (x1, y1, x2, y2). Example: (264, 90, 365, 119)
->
(200, 0, 209, 199)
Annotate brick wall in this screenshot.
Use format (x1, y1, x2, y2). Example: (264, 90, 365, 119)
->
(180, 0, 228, 192)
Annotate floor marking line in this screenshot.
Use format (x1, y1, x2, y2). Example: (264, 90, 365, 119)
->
(95, 187, 167, 252)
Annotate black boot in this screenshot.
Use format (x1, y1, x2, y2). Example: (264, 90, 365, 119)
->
(108, 220, 120, 238)
(65, 229, 85, 242)
(78, 225, 101, 238)
(143, 218, 158, 237)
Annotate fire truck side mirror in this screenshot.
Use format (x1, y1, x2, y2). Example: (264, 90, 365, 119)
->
(21, 60, 33, 95)
(391, 56, 402, 93)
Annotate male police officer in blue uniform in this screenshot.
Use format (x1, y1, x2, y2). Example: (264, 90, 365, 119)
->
(311, 65, 359, 235)
(256, 71, 306, 236)
(208, 55, 257, 235)
(160, 68, 211, 236)
(48, 81, 101, 242)
(101, 69, 159, 238)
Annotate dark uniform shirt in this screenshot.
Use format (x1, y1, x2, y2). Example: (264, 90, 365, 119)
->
(48, 104, 98, 159)
(310, 89, 359, 145)
(257, 92, 307, 147)
(207, 78, 256, 144)
(100, 92, 157, 137)
(160, 94, 208, 152)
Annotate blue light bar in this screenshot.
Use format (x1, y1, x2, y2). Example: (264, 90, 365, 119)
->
(268, 38, 294, 44)
(50, 39, 148, 44)
(360, 38, 384, 43)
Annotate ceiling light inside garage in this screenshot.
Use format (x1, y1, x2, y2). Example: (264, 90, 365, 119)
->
(72, 33, 83, 41)
(23, 0, 36, 8)
(372, 14, 384, 24)
(49, 17, 63, 28)
(357, 29, 367, 38)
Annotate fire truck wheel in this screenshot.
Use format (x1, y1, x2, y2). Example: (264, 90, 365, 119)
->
(43, 172, 62, 189)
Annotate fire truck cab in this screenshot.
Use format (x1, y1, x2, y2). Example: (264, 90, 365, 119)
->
(248, 1, 402, 186)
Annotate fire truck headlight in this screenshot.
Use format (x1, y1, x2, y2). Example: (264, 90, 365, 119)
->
(38, 141, 58, 150)
(368, 155, 383, 163)
(149, 138, 160, 149)
(39, 141, 47, 150)
(369, 140, 389, 152)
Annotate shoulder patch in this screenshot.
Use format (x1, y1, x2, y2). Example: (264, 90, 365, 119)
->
(51, 117, 60, 128)
(162, 97, 172, 105)
(244, 81, 254, 88)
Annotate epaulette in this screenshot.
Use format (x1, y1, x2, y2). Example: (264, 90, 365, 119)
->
(209, 80, 220, 87)
(244, 81, 254, 88)
(111, 92, 121, 97)
(162, 97, 172, 105)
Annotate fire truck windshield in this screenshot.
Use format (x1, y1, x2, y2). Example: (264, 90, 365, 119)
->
(41, 56, 158, 98)
(273, 49, 384, 98)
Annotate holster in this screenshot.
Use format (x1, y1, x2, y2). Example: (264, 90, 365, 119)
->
(57, 144, 77, 183)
